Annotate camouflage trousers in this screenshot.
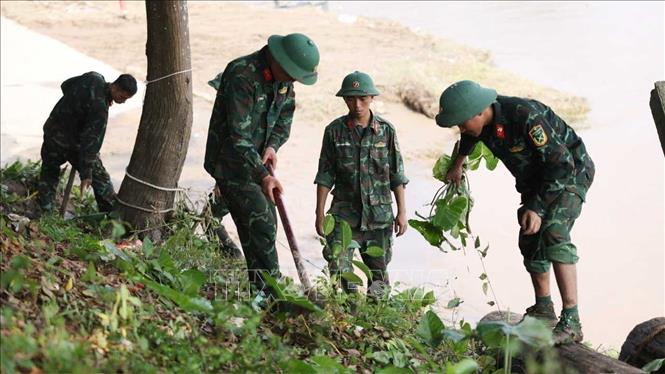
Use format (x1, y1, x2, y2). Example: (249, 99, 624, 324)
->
(208, 192, 242, 258)
(324, 223, 393, 296)
(38, 139, 115, 213)
(217, 181, 280, 293)
(518, 191, 584, 274)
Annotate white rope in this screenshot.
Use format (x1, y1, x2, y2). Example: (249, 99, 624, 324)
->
(275, 238, 324, 271)
(115, 196, 175, 214)
(144, 68, 192, 85)
(125, 168, 185, 192)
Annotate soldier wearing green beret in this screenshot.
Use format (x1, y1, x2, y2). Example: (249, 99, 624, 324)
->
(37, 72, 137, 213)
(436, 80, 595, 344)
(204, 33, 319, 295)
(315, 71, 409, 297)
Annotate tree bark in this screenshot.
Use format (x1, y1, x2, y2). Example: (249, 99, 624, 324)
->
(116, 1, 192, 235)
(480, 311, 646, 373)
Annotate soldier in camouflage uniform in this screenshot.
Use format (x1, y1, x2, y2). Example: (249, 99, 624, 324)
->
(204, 33, 319, 294)
(436, 80, 595, 344)
(315, 71, 409, 296)
(206, 187, 242, 259)
(204, 77, 244, 259)
(38, 72, 137, 213)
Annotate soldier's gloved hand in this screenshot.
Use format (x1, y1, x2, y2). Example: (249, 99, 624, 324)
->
(261, 175, 283, 204)
(80, 178, 92, 195)
(315, 210, 325, 237)
(445, 165, 463, 186)
(520, 209, 542, 235)
(262, 146, 278, 171)
(394, 211, 408, 237)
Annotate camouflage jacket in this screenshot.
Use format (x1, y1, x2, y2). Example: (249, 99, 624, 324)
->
(315, 112, 409, 230)
(43, 71, 112, 180)
(459, 95, 595, 217)
(204, 47, 295, 186)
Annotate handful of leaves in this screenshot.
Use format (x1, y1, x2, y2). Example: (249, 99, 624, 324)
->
(409, 141, 498, 251)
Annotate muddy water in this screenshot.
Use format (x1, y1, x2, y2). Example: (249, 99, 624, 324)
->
(329, 1, 665, 348)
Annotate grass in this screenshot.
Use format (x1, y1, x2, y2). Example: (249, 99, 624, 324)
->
(0, 160, 574, 373)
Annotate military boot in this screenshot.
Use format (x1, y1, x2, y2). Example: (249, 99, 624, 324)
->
(215, 225, 243, 259)
(553, 313, 583, 345)
(522, 302, 557, 327)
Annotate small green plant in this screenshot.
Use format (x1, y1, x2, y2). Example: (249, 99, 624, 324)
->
(409, 142, 500, 308)
(0, 159, 41, 184)
(320, 215, 386, 293)
(409, 141, 497, 250)
(477, 316, 554, 373)
(0, 159, 41, 209)
(643, 358, 665, 373)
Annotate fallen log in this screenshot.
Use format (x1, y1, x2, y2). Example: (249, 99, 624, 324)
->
(397, 83, 438, 119)
(480, 311, 645, 373)
(619, 317, 665, 370)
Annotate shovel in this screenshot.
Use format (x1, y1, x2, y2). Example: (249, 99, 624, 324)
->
(267, 165, 318, 300)
(60, 166, 76, 217)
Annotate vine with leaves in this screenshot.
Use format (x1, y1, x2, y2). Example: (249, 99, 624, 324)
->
(408, 141, 501, 308)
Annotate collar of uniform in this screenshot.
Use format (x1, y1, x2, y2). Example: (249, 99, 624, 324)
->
(258, 46, 274, 83)
(105, 83, 112, 105)
(344, 110, 379, 133)
(489, 100, 507, 139)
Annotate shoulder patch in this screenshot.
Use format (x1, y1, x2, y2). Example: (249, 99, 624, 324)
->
(528, 124, 548, 147)
(509, 144, 524, 153)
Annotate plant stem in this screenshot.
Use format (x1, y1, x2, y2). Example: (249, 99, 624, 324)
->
(474, 238, 501, 311)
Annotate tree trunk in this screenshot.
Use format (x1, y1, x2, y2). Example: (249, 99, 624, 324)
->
(116, 0, 192, 236)
(480, 311, 646, 373)
(619, 317, 665, 369)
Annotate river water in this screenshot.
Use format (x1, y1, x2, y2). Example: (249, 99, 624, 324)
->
(327, 1, 665, 349)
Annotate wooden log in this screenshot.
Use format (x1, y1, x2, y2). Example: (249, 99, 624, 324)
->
(649, 81, 665, 156)
(619, 317, 665, 370)
(480, 311, 645, 373)
(397, 83, 438, 119)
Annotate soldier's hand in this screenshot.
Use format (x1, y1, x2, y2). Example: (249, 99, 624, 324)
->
(213, 183, 221, 198)
(261, 175, 283, 204)
(262, 146, 278, 171)
(395, 211, 408, 237)
(446, 166, 463, 186)
(80, 178, 92, 195)
(520, 209, 542, 235)
(315, 211, 325, 237)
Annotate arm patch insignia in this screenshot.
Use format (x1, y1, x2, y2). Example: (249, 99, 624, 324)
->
(528, 124, 548, 147)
